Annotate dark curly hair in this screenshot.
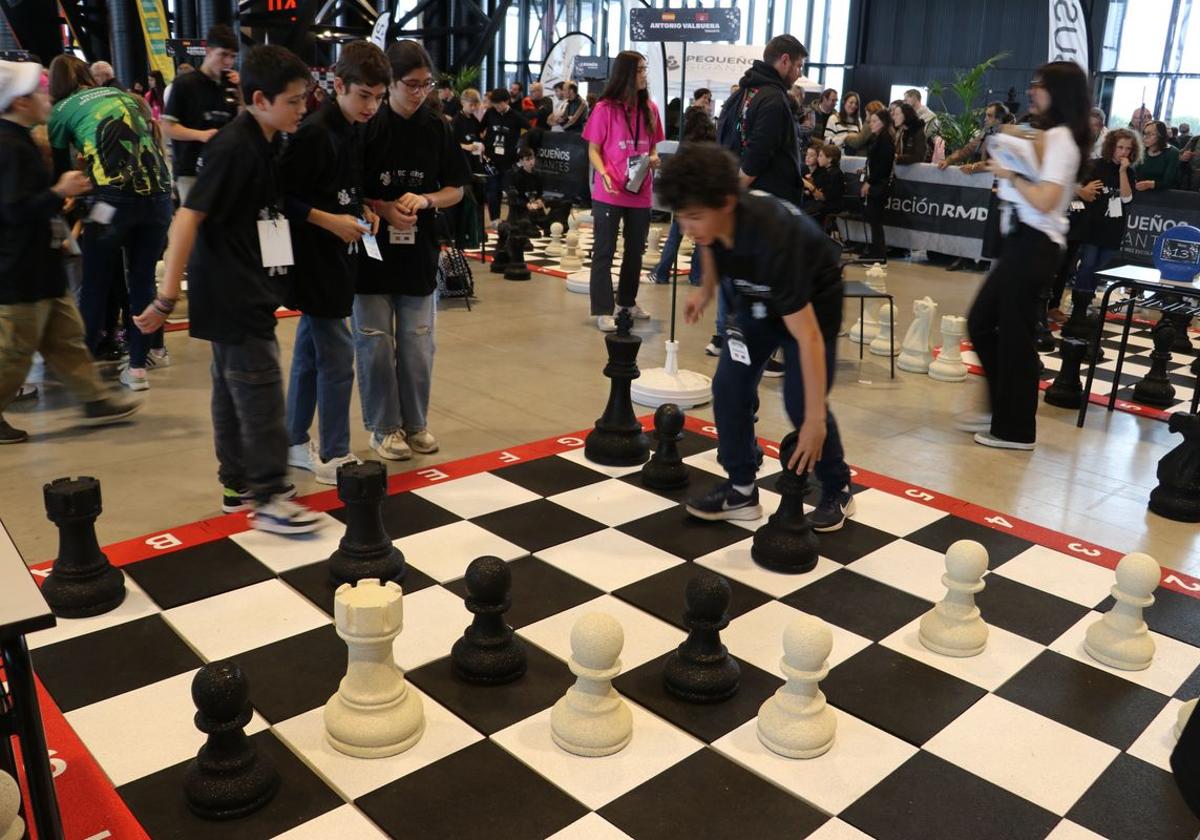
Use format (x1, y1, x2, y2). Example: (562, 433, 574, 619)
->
(655, 142, 739, 211)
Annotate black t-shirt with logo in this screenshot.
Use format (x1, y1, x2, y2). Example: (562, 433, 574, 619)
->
(163, 69, 237, 177)
(279, 99, 365, 318)
(360, 103, 472, 296)
(708, 193, 844, 339)
(184, 112, 287, 343)
(452, 111, 486, 175)
(482, 107, 529, 171)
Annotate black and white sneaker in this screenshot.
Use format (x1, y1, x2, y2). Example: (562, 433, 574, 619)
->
(704, 335, 723, 357)
(221, 483, 297, 514)
(249, 495, 324, 535)
(685, 482, 762, 521)
(809, 486, 857, 533)
(80, 396, 141, 426)
(762, 354, 785, 378)
(0, 417, 28, 444)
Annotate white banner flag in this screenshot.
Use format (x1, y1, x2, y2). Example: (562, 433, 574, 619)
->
(1049, 0, 1089, 72)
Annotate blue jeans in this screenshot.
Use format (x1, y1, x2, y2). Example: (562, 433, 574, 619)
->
(1073, 244, 1116, 294)
(650, 219, 702, 286)
(210, 336, 289, 502)
(352, 293, 436, 435)
(711, 289, 850, 492)
(79, 191, 172, 368)
(286, 314, 355, 461)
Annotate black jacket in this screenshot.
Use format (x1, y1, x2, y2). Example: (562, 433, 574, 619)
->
(811, 164, 844, 214)
(895, 124, 927, 165)
(864, 132, 895, 189)
(720, 61, 804, 206)
(0, 120, 68, 304)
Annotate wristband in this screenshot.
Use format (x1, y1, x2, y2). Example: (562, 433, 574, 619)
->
(424, 195, 434, 210)
(154, 296, 176, 314)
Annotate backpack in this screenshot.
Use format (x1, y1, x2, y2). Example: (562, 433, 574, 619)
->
(716, 86, 758, 154)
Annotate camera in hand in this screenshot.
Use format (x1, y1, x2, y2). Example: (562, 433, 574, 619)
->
(220, 70, 239, 108)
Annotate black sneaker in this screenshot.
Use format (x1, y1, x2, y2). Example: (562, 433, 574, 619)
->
(762, 356, 785, 378)
(13, 384, 37, 402)
(809, 486, 857, 533)
(222, 483, 298, 514)
(0, 417, 28, 444)
(81, 396, 141, 426)
(686, 481, 762, 521)
(704, 335, 723, 357)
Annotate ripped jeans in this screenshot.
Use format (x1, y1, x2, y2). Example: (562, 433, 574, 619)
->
(351, 292, 436, 436)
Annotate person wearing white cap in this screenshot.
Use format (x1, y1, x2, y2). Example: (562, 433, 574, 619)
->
(0, 60, 141, 443)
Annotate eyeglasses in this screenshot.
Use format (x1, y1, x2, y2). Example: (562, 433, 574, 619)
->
(637, 66, 648, 74)
(1029, 79, 1045, 89)
(400, 79, 435, 92)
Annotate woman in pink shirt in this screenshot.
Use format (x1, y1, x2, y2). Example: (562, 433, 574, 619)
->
(582, 50, 664, 331)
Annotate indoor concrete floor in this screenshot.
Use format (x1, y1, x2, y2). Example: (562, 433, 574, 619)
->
(3, 254, 1197, 576)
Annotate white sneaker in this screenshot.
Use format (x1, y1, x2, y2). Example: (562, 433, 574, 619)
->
(119, 366, 149, 391)
(370, 430, 412, 460)
(620, 304, 651, 320)
(953, 412, 993, 433)
(287, 440, 316, 472)
(974, 431, 1036, 451)
(640, 272, 663, 285)
(596, 315, 616, 332)
(313, 452, 362, 485)
(407, 429, 439, 454)
(146, 348, 170, 368)
(248, 496, 324, 535)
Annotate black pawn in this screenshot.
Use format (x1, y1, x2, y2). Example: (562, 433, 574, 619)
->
(328, 460, 405, 587)
(663, 573, 740, 703)
(584, 309, 650, 466)
(751, 431, 819, 574)
(504, 230, 531, 281)
(1148, 413, 1200, 522)
(1167, 311, 1195, 354)
(489, 223, 510, 274)
(451, 556, 527, 684)
(1060, 290, 1098, 341)
(184, 661, 279, 820)
(1132, 320, 1178, 407)
(1044, 338, 1087, 409)
(41, 477, 126, 618)
(641, 403, 688, 490)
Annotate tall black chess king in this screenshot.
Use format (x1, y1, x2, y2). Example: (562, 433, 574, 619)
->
(328, 460, 406, 586)
(751, 431, 819, 574)
(585, 309, 650, 466)
(41, 476, 126, 618)
(1148, 413, 1200, 523)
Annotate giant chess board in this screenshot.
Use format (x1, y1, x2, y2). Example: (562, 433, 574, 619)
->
(463, 225, 693, 281)
(19, 418, 1200, 840)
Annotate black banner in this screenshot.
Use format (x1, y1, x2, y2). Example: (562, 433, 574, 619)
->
(534, 132, 590, 201)
(572, 56, 610, 81)
(166, 39, 208, 61)
(1121, 190, 1200, 264)
(629, 7, 741, 42)
(0, 50, 35, 62)
(881, 178, 994, 239)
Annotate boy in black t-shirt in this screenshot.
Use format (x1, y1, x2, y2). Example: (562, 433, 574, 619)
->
(280, 41, 390, 485)
(135, 46, 321, 535)
(481, 88, 529, 222)
(506, 147, 547, 232)
(657, 142, 855, 532)
(161, 24, 240, 204)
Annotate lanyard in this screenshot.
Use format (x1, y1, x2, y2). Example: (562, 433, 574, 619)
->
(622, 103, 642, 151)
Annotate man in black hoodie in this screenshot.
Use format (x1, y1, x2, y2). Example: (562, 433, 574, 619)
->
(717, 35, 808, 207)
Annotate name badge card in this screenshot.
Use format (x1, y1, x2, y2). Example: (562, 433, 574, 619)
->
(359, 218, 382, 260)
(257, 219, 294, 268)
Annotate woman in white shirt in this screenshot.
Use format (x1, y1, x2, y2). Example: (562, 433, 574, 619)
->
(824, 91, 862, 147)
(958, 61, 1091, 451)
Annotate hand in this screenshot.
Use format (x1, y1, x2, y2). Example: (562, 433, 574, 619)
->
(984, 159, 1015, 181)
(1120, 156, 1132, 169)
(472, 141, 484, 155)
(325, 213, 370, 244)
(600, 171, 616, 194)
(683, 287, 713, 325)
(1079, 180, 1102, 202)
(1135, 180, 1154, 191)
(198, 127, 219, 142)
(787, 418, 827, 475)
(859, 182, 869, 198)
(1182, 150, 1194, 162)
(396, 192, 429, 214)
(648, 154, 661, 171)
(936, 159, 950, 170)
(813, 189, 825, 201)
(133, 303, 167, 334)
(362, 206, 380, 235)
(225, 70, 240, 87)
(53, 171, 91, 199)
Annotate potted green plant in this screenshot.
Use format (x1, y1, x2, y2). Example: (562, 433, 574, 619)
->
(929, 52, 1010, 154)
(438, 65, 482, 95)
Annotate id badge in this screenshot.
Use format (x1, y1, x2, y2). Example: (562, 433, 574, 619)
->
(494, 143, 506, 158)
(360, 220, 383, 260)
(256, 219, 294, 268)
(725, 327, 751, 366)
(625, 154, 649, 193)
(1107, 196, 1123, 218)
(389, 223, 416, 246)
(88, 201, 116, 225)
(1069, 200, 1085, 212)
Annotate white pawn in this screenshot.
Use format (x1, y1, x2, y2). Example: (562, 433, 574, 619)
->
(567, 213, 580, 234)
(545, 221, 565, 257)
(1084, 552, 1160, 671)
(645, 227, 663, 263)
(929, 315, 969, 382)
(848, 305, 878, 345)
(1176, 699, 1197, 741)
(560, 231, 583, 272)
(0, 769, 23, 840)
(898, 296, 938, 374)
(324, 579, 425, 758)
(919, 540, 989, 657)
(551, 612, 633, 757)
(869, 302, 900, 356)
(679, 235, 695, 258)
(757, 613, 837, 759)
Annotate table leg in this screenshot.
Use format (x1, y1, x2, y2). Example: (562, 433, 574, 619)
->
(858, 298, 864, 361)
(1077, 284, 1121, 427)
(1, 635, 64, 840)
(1107, 291, 1139, 414)
(889, 296, 895, 379)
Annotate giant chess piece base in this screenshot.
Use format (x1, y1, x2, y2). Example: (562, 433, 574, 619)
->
(631, 340, 712, 410)
(41, 476, 126, 618)
(328, 461, 405, 587)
